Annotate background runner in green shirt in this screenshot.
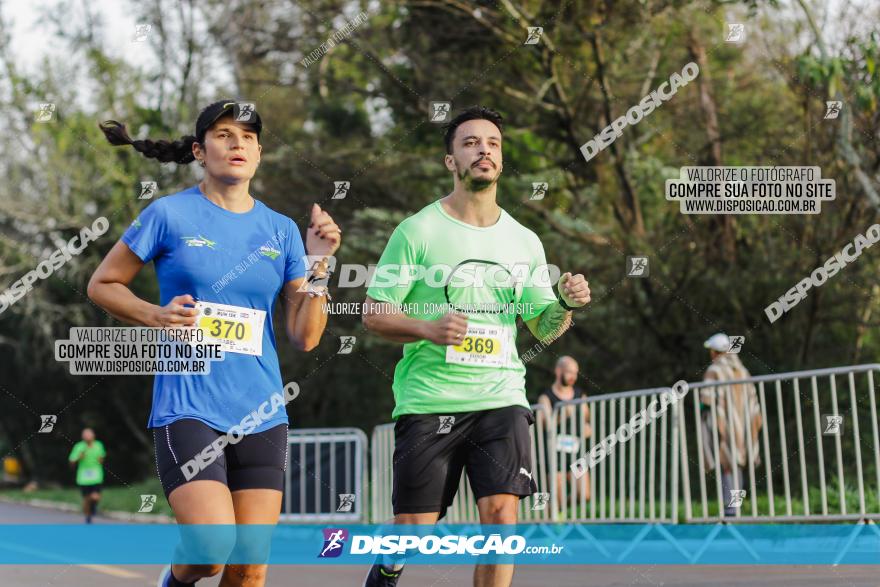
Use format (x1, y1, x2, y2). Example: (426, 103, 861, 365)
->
(68, 428, 105, 523)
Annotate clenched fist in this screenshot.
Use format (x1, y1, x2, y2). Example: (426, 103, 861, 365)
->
(558, 272, 591, 309)
(422, 312, 469, 346)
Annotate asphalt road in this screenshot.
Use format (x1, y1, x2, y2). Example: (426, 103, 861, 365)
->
(0, 501, 876, 587)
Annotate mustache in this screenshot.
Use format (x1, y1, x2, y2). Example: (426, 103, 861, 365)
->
(472, 157, 496, 168)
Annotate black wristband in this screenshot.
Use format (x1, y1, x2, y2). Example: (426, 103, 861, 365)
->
(558, 297, 577, 311)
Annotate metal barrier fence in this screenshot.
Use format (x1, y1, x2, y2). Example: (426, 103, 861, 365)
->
(551, 364, 880, 523)
(369, 423, 394, 522)
(679, 364, 880, 522)
(281, 427, 368, 522)
(302, 364, 880, 524)
(552, 386, 680, 522)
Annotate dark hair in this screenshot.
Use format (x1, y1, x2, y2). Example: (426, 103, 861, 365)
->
(443, 106, 504, 154)
(98, 99, 262, 164)
(98, 121, 198, 164)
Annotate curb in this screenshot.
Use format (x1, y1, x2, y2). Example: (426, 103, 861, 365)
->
(0, 495, 174, 523)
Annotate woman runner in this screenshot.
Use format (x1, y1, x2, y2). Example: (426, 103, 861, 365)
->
(88, 100, 341, 587)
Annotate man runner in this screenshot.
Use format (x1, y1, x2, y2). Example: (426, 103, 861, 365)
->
(68, 427, 106, 524)
(362, 106, 591, 587)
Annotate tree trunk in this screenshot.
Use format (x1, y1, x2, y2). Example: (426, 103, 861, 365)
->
(688, 31, 736, 262)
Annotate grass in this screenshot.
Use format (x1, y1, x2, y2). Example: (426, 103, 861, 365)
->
(685, 484, 880, 520)
(556, 484, 879, 522)
(5, 478, 875, 525)
(0, 478, 173, 517)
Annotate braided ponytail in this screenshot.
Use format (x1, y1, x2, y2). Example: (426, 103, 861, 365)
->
(98, 120, 197, 164)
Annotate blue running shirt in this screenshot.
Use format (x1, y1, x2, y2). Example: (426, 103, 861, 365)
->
(121, 185, 306, 433)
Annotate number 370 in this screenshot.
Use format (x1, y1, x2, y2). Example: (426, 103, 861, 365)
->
(208, 319, 245, 340)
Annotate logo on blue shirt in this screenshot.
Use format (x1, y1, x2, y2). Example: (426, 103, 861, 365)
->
(181, 235, 218, 249)
(259, 245, 281, 260)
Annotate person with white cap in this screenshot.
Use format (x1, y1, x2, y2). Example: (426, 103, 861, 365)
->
(700, 333, 762, 517)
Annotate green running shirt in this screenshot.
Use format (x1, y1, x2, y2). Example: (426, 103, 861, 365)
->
(367, 200, 558, 419)
(68, 440, 106, 486)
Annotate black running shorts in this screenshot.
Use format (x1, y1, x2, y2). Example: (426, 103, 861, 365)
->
(79, 484, 102, 497)
(392, 405, 537, 519)
(152, 418, 288, 498)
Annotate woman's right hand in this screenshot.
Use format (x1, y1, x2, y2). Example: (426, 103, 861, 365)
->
(154, 294, 198, 327)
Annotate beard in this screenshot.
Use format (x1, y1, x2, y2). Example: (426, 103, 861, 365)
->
(456, 160, 500, 191)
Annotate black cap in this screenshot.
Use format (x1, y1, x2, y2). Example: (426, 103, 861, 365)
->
(195, 100, 262, 143)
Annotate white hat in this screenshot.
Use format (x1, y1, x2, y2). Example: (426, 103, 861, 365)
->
(703, 333, 730, 353)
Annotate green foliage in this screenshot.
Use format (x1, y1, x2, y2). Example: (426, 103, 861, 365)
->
(0, 0, 878, 488)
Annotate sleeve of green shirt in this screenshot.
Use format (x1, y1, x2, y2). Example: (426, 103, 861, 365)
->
(519, 235, 559, 321)
(366, 224, 422, 305)
(68, 442, 83, 462)
(95, 441, 106, 459)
